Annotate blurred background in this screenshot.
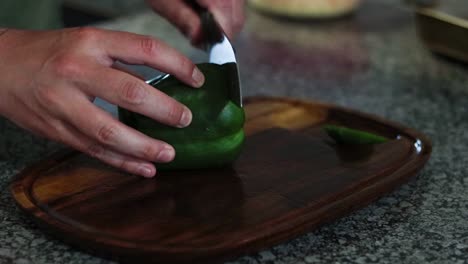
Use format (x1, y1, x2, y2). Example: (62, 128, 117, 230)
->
(0, 0, 443, 29)
(61, 0, 147, 26)
(2, 1, 468, 264)
(0, 0, 146, 29)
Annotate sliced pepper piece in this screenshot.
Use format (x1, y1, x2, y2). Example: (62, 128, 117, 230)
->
(118, 63, 245, 170)
(324, 124, 388, 145)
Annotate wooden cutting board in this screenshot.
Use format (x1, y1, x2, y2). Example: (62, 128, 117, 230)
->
(10, 97, 431, 264)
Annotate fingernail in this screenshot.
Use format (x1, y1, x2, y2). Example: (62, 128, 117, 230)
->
(178, 106, 192, 128)
(139, 165, 154, 178)
(157, 145, 175, 163)
(192, 67, 205, 87)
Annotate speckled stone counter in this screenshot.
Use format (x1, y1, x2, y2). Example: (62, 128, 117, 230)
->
(1, 1, 467, 263)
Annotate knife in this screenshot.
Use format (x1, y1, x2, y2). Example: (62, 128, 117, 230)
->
(146, 3, 243, 107)
(186, 1, 243, 107)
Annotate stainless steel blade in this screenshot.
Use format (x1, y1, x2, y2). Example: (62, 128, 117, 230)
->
(198, 10, 243, 107)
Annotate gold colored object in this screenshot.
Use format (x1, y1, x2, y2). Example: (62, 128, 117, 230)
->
(248, 0, 362, 19)
(415, 1, 468, 63)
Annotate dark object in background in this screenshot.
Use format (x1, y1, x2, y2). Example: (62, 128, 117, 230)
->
(404, 0, 439, 8)
(0, 0, 62, 30)
(61, 5, 109, 27)
(247, 0, 363, 20)
(61, 0, 146, 27)
(415, 0, 468, 63)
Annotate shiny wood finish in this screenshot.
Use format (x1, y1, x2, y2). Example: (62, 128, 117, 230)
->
(10, 97, 431, 264)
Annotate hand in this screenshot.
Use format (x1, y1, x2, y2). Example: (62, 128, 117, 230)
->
(0, 27, 205, 177)
(147, 0, 245, 44)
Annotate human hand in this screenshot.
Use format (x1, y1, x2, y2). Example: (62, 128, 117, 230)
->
(0, 27, 205, 177)
(147, 0, 245, 45)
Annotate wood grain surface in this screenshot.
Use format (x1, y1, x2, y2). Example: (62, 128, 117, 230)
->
(10, 97, 432, 264)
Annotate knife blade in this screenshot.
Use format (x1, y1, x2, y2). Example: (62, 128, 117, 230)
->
(188, 2, 243, 107)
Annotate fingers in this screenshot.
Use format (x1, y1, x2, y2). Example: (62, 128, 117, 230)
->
(57, 94, 176, 167)
(97, 29, 204, 88)
(147, 0, 202, 40)
(147, 0, 245, 43)
(53, 119, 157, 177)
(10, 102, 158, 177)
(0, 28, 194, 178)
(51, 118, 158, 178)
(80, 66, 192, 128)
(197, 0, 246, 39)
(85, 145, 157, 178)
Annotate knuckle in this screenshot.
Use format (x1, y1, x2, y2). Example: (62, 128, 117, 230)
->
(50, 53, 81, 78)
(180, 58, 195, 78)
(139, 37, 160, 57)
(141, 144, 160, 160)
(85, 143, 104, 158)
(35, 86, 61, 108)
(177, 8, 194, 29)
(165, 103, 185, 125)
(96, 124, 119, 144)
(119, 79, 146, 105)
(117, 159, 132, 171)
(72, 27, 100, 45)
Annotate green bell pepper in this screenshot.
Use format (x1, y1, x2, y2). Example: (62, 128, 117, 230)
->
(118, 63, 245, 170)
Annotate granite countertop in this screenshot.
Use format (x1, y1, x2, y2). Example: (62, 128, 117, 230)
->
(1, 1, 467, 263)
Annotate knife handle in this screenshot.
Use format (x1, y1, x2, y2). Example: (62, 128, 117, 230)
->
(184, 0, 207, 14)
(184, 0, 223, 49)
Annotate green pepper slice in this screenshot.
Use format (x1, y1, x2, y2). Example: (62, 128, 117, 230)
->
(324, 125, 388, 145)
(118, 63, 245, 170)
